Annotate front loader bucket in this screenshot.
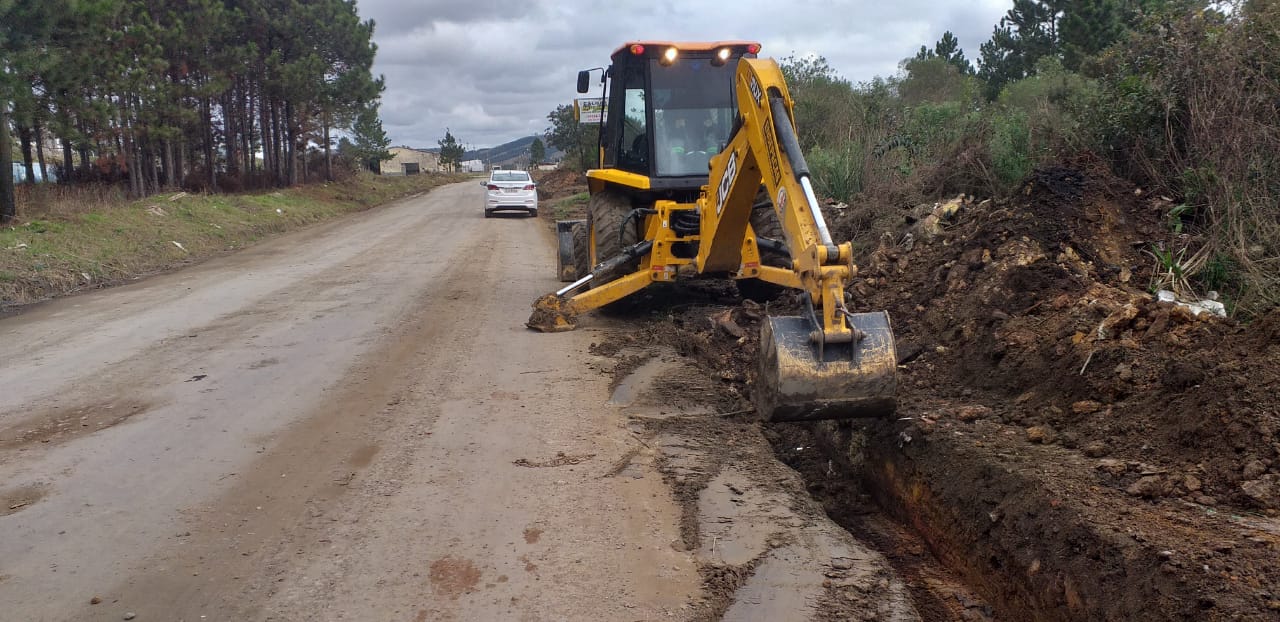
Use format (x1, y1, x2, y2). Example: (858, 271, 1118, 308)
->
(754, 313, 897, 422)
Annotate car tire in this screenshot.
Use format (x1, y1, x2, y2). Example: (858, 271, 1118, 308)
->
(529, 209, 538, 217)
(587, 189, 638, 282)
(484, 209, 493, 218)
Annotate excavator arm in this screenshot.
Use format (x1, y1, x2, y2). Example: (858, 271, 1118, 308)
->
(699, 58, 858, 348)
(529, 57, 897, 422)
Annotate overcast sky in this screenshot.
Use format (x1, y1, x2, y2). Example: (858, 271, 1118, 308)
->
(359, 0, 1012, 149)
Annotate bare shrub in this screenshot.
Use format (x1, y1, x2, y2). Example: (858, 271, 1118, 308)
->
(1098, 4, 1280, 314)
(13, 184, 129, 220)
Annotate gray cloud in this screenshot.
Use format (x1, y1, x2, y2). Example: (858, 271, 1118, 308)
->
(360, 0, 1012, 148)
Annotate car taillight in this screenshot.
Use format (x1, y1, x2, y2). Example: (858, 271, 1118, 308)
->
(487, 184, 499, 190)
(523, 184, 535, 190)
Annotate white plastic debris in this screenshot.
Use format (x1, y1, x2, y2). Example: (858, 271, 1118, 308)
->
(171, 241, 188, 253)
(1156, 290, 1226, 318)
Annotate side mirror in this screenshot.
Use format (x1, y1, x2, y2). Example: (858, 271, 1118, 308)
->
(576, 70, 591, 94)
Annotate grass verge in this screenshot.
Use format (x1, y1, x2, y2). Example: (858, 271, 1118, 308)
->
(1, 172, 465, 307)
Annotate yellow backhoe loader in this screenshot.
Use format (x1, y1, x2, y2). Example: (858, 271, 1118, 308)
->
(528, 41, 897, 422)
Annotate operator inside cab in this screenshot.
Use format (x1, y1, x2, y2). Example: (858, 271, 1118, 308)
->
(655, 108, 729, 176)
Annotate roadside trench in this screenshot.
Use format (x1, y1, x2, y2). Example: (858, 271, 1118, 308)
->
(583, 289, 1280, 621)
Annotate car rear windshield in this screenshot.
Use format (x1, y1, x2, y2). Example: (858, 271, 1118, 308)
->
(491, 172, 530, 182)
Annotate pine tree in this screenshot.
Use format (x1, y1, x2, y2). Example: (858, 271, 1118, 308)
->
(915, 31, 974, 75)
(529, 137, 545, 167)
(437, 129, 465, 173)
(978, 0, 1066, 98)
(1060, 0, 1127, 70)
(350, 103, 391, 172)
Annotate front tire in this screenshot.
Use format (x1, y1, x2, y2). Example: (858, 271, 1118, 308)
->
(587, 190, 639, 281)
(484, 209, 494, 218)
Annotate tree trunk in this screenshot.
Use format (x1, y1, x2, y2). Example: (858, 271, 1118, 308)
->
(77, 118, 91, 177)
(61, 136, 74, 184)
(176, 138, 186, 188)
(18, 125, 35, 184)
(269, 99, 281, 185)
(285, 101, 297, 186)
(0, 107, 16, 223)
(242, 83, 254, 179)
(35, 121, 48, 182)
(146, 139, 159, 194)
(122, 123, 138, 197)
(164, 140, 176, 189)
(323, 111, 332, 181)
(203, 97, 217, 192)
(257, 92, 270, 184)
(223, 92, 238, 178)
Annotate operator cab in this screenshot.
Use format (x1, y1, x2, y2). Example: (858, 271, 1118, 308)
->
(578, 41, 761, 194)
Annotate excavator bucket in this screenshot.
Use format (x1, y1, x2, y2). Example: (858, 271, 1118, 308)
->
(754, 313, 898, 422)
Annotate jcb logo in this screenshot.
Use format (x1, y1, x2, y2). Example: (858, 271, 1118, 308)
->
(715, 151, 739, 216)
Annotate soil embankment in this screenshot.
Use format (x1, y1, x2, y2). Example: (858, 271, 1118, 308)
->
(588, 155, 1280, 619)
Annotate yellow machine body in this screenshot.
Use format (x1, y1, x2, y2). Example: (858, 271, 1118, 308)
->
(530, 44, 897, 422)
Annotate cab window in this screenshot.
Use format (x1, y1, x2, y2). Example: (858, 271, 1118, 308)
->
(650, 58, 736, 177)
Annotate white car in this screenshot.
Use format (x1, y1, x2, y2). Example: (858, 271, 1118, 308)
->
(483, 170, 538, 218)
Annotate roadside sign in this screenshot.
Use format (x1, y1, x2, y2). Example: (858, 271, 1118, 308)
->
(575, 98, 606, 124)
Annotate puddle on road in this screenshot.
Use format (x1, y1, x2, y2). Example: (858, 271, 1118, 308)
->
(608, 356, 678, 406)
(609, 355, 715, 420)
(721, 546, 826, 621)
(697, 467, 798, 566)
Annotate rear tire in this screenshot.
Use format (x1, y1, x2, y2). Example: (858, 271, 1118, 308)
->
(739, 190, 790, 302)
(587, 190, 639, 281)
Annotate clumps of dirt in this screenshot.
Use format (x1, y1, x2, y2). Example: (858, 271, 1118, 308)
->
(511, 452, 595, 468)
(857, 153, 1280, 512)
(526, 293, 576, 333)
(531, 169, 586, 201)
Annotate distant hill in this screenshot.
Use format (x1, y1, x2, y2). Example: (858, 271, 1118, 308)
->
(414, 135, 561, 169)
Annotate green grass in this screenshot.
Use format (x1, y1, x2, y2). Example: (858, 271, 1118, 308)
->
(0, 171, 464, 306)
(551, 192, 590, 220)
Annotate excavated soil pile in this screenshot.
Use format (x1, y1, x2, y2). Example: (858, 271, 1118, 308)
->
(532, 168, 587, 201)
(591, 154, 1280, 619)
(859, 154, 1280, 512)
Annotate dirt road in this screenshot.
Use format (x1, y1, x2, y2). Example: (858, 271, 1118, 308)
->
(0, 182, 700, 621)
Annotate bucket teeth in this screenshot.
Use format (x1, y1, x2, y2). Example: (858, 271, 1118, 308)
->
(754, 313, 898, 422)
